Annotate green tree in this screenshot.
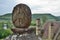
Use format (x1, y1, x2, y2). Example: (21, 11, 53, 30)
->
(42, 16, 47, 25)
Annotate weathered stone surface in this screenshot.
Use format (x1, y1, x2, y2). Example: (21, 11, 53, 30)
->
(11, 27, 35, 34)
(12, 3, 31, 28)
(4, 33, 42, 40)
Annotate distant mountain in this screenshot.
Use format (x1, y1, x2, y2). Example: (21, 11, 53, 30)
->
(0, 13, 60, 21)
(32, 13, 56, 19)
(0, 13, 12, 20)
(56, 16, 60, 21)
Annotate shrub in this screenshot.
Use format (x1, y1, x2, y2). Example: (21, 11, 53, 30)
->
(0, 29, 12, 39)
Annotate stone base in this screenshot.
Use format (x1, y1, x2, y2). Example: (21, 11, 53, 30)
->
(11, 28, 35, 34)
(4, 33, 42, 40)
(4, 28, 42, 40)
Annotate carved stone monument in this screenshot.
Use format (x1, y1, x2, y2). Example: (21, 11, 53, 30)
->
(5, 3, 41, 40)
(12, 4, 31, 28)
(11, 3, 32, 34)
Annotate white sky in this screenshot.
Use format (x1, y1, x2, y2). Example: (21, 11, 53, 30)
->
(15, 0, 60, 16)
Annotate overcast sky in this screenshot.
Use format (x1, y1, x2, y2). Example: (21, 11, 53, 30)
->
(0, 0, 60, 16)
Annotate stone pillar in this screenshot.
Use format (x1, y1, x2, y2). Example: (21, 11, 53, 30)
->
(36, 19, 40, 36)
(48, 23, 53, 40)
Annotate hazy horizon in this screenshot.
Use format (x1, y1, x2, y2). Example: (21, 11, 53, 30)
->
(0, 13, 59, 17)
(0, 0, 60, 16)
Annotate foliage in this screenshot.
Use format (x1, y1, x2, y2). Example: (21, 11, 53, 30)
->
(31, 23, 36, 26)
(0, 21, 13, 39)
(0, 29, 12, 39)
(42, 16, 47, 24)
(31, 20, 36, 26)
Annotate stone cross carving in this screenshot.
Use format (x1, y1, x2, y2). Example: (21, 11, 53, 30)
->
(12, 3, 31, 28)
(11, 3, 32, 34)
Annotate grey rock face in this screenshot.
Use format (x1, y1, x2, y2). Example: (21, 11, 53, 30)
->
(4, 33, 42, 40)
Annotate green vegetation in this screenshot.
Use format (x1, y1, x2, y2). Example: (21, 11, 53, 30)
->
(32, 13, 59, 26)
(41, 15, 47, 24)
(32, 13, 56, 19)
(0, 13, 60, 26)
(0, 29, 12, 39)
(0, 21, 13, 39)
(0, 13, 60, 39)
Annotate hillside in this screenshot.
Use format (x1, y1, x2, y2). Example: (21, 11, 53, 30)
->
(56, 16, 60, 21)
(0, 13, 59, 21)
(0, 13, 12, 20)
(32, 13, 56, 20)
